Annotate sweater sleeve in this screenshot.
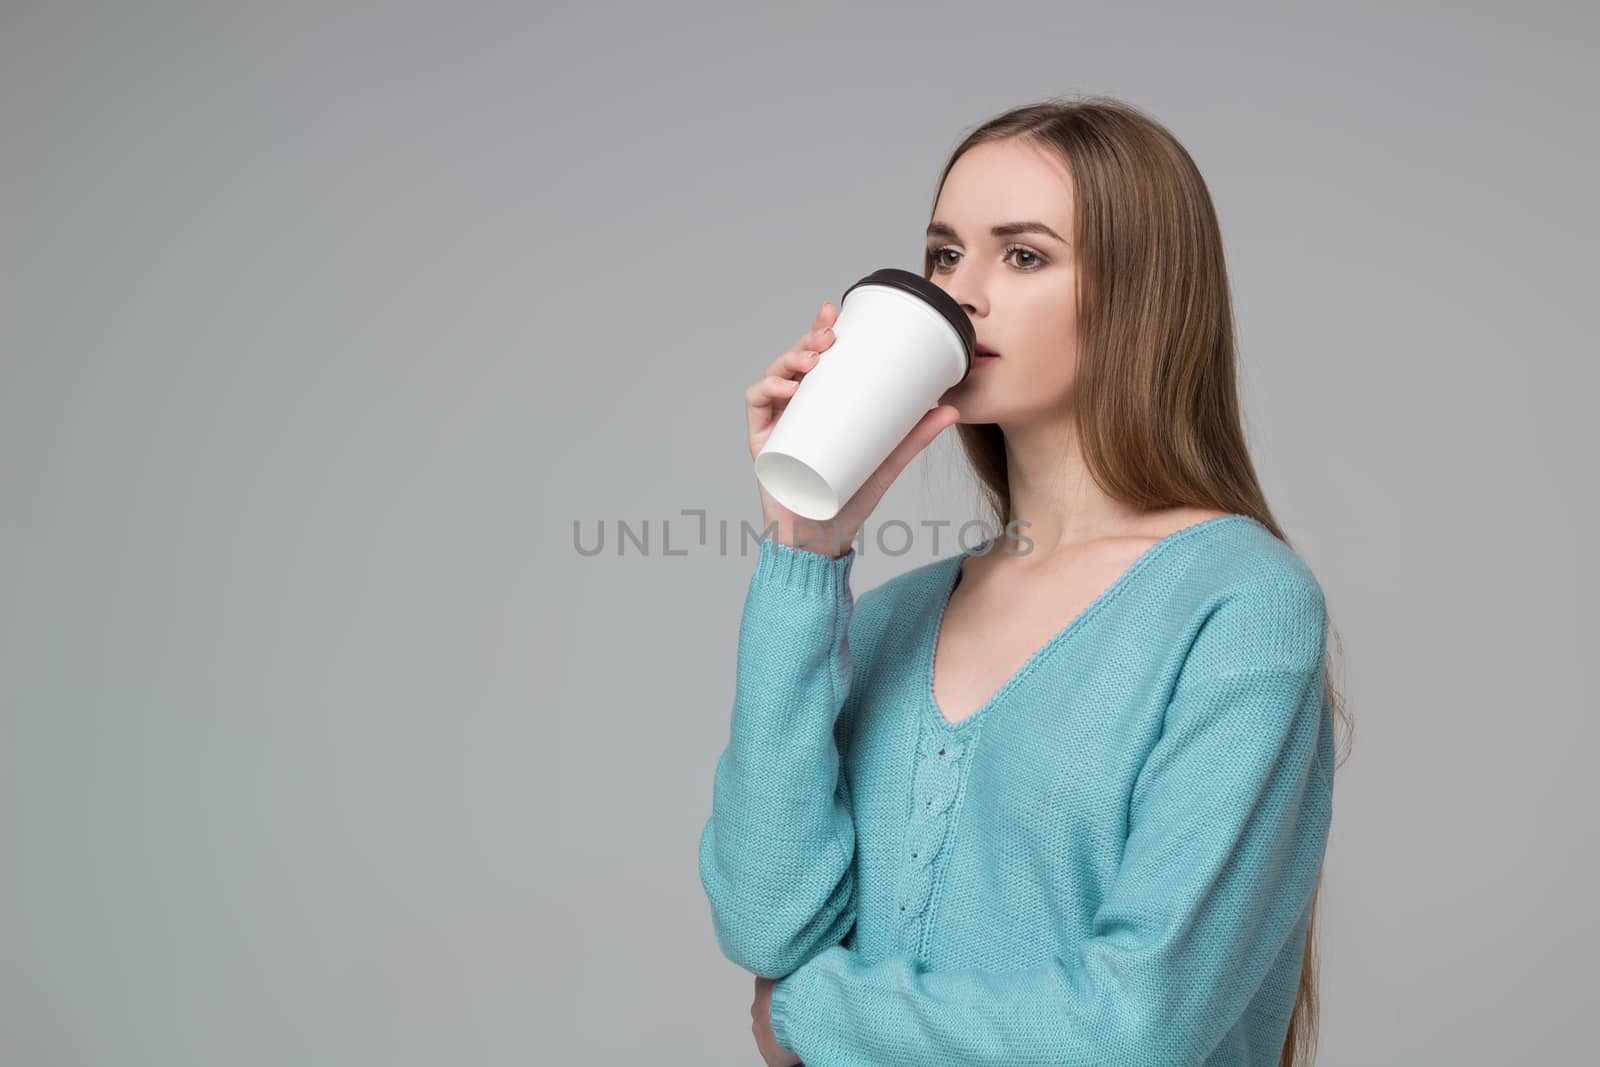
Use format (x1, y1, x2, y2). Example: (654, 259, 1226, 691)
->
(768, 576, 1335, 1066)
(697, 535, 875, 979)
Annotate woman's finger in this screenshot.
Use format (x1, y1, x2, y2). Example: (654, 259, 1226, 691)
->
(764, 328, 832, 380)
(745, 375, 803, 443)
(745, 375, 801, 409)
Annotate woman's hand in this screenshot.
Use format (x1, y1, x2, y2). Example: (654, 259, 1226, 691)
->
(746, 299, 961, 558)
(752, 975, 802, 1066)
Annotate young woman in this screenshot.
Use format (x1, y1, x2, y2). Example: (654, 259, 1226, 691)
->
(699, 96, 1350, 1067)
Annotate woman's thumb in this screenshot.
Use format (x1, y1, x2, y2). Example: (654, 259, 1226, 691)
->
(847, 405, 962, 519)
(916, 404, 962, 447)
(883, 405, 961, 474)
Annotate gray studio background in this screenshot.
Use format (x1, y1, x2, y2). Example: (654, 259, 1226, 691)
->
(3, 2, 1595, 1064)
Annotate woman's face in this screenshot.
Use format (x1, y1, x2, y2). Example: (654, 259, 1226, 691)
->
(929, 138, 1080, 425)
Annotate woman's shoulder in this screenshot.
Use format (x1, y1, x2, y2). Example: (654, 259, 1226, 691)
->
(1172, 515, 1328, 676)
(844, 541, 969, 656)
(852, 545, 963, 617)
(1185, 513, 1324, 610)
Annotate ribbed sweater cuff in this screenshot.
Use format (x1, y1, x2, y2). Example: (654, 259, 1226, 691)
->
(768, 967, 802, 1055)
(752, 536, 855, 599)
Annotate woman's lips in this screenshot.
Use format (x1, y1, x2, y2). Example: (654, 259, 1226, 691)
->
(974, 349, 1000, 366)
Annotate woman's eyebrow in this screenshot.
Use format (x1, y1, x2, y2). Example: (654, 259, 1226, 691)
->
(926, 220, 1070, 246)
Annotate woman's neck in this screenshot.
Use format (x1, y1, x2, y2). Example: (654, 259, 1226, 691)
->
(995, 415, 1149, 563)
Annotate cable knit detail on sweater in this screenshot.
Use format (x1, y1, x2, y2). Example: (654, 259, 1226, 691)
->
(698, 515, 1334, 1066)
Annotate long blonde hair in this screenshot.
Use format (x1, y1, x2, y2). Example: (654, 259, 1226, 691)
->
(924, 95, 1353, 1067)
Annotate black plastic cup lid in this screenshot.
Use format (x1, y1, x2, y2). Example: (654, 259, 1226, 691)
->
(840, 267, 975, 383)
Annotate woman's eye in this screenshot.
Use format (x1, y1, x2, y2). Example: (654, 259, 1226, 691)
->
(926, 246, 1045, 272)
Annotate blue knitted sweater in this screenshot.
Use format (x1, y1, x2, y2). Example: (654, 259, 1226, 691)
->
(698, 514, 1334, 1066)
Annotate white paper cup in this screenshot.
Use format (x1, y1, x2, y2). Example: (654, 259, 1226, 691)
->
(755, 268, 975, 521)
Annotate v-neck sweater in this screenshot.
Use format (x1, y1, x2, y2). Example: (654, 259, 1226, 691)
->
(697, 514, 1334, 1066)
